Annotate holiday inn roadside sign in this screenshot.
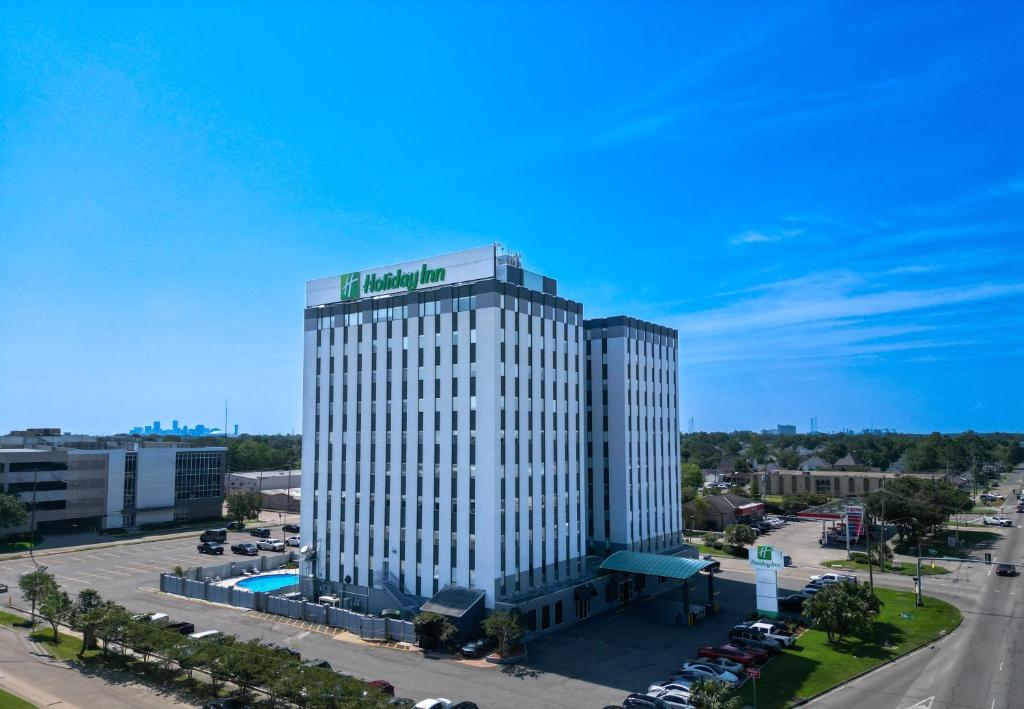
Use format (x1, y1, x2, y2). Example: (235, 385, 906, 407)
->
(748, 543, 786, 617)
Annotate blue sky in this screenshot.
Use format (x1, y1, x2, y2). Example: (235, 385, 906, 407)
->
(1, 2, 1021, 435)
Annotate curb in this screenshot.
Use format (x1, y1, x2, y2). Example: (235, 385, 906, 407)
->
(795, 611, 965, 706)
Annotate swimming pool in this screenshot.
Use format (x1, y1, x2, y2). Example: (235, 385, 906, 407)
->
(236, 573, 299, 592)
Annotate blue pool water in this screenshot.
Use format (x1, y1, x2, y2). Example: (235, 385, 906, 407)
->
(236, 573, 299, 592)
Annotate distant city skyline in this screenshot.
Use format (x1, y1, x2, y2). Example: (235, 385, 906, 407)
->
(127, 419, 239, 437)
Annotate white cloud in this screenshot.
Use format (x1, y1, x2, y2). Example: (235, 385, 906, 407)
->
(729, 228, 803, 246)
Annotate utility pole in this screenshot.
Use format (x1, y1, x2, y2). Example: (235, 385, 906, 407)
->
(844, 512, 852, 561)
(879, 491, 887, 573)
(865, 512, 874, 590)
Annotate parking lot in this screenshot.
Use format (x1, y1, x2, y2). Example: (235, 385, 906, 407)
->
(0, 525, 295, 604)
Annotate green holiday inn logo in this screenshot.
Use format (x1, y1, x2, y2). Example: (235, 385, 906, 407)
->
(757, 545, 773, 561)
(339, 264, 446, 301)
(339, 271, 361, 301)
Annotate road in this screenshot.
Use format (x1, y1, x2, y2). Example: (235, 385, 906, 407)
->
(807, 468, 1024, 709)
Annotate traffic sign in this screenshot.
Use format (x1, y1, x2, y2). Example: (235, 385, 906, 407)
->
(747, 667, 761, 679)
(927, 548, 938, 556)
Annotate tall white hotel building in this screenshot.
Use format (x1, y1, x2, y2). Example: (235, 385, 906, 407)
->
(302, 246, 680, 615)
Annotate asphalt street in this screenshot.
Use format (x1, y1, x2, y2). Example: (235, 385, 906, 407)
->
(806, 468, 1024, 709)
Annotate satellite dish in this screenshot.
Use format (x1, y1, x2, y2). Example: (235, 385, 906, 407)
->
(300, 545, 316, 559)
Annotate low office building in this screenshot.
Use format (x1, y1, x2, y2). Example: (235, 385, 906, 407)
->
(0, 443, 227, 534)
(228, 470, 302, 493)
(765, 469, 898, 497)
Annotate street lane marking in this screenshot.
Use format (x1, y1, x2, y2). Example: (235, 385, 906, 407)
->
(902, 698, 933, 709)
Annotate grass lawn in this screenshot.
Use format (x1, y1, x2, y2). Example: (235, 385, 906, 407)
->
(0, 687, 36, 708)
(0, 610, 34, 629)
(738, 588, 961, 708)
(696, 544, 747, 559)
(822, 559, 949, 576)
(29, 629, 94, 662)
(903, 529, 1001, 558)
(0, 540, 36, 555)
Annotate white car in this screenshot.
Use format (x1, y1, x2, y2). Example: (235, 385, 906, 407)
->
(647, 689, 695, 708)
(984, 516, 1013, 527)
(648, 680, 692, 695)
(700, 656, 745, 676)
(257, 538, 285, 551)
(763, 517, 785, 528)
(809, 572, 858, 585)
(801, 585, 822, 597)
(677, 661, 741, 686)
(413, 700, 452, 709)
(285, 535, 301, 547)
(748, 622, 796, 647)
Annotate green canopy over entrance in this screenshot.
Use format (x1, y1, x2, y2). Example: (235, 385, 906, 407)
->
(598, 550, 715, 580)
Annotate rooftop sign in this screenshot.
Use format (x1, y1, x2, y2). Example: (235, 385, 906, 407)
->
(306, 245, 495, 307)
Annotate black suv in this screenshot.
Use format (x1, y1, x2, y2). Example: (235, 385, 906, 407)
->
(283, 523, 300, 533)
(231, 543, 258, 556)
(249, 527, 271, 538)
(197, 542, 224, 555)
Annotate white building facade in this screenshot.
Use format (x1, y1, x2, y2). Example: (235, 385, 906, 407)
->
(585, 317, 680, 554)
(302, 246, 680, 610)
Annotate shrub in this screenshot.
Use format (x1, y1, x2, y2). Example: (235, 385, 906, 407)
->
(413, 611, 458, 652)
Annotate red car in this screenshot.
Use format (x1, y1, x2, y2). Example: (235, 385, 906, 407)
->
(698, 644, 757, 668)
(366, 680, 394, 696)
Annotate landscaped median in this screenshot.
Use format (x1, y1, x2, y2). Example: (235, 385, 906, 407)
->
(737, 588, 961, 709)
(822, 558, 949, 576)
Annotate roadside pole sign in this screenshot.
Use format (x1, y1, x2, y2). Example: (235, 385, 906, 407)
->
(748, 544, 786, 618)
(747, 667, 761, 679)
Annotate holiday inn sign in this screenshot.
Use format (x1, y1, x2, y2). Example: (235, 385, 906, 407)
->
(339, 263, 448, 301)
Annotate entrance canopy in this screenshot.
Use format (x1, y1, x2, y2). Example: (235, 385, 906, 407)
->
(599, 551, 715, 580)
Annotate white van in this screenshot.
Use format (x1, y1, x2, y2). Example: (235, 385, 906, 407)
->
(188, 630, 221, 640)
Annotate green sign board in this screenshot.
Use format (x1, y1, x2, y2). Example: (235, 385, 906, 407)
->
(339, 264, 446, 301)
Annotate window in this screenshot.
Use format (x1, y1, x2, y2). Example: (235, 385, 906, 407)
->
(815, 478, 831, 494)
(541, 605, 550, 630)
(123, 452, 137, 508)
(174, 452, 223, 500)
(554, 600, 563, 624)
(527, 609, 537, 631)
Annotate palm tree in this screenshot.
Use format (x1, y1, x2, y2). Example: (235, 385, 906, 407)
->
(689, 678, 741, 709)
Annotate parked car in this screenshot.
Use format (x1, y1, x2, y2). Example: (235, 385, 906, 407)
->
(747, 622, 796, 646)
(197, 542, 224, 555)
(645, 689, 693, 708)
(729, 627, 783, 650)
(727, 636, 774, 658)
(304, 658, 332, 670)
(200, 528, 228, 543)
(697, 644, 757, 667)
(743, 618, 792, 633)
(0, 583, 7, 593)
(450, 703, 481, 709)
(700, 556, 721, 573)
(249, 527, 271, 538)
(801, 585, 822, 597)
(283, 523, 300, 533)
(226, 521, 245, 530)
(366, 680, 395, 696)
(286, 535, 302, 547)
(983, 516, 1013, 527)
(203, 699, 251, 709)
(995, 563, 1018, 577)
(778, 594, 806, 612)
(189, 630, 222, 640)
(809, 572, 858, 585)
(1016, 503, 1024, 513)
(412, 700, 452, 709)
(763, 517, 785, 528)
(677, 661, 740, 686)
(747, 526, 761, 537)
(784, 554, 794, 567)
(754, 521, 772, 534)
(257, 538, 285, 552)
(647, 680, 692, 695)
(621, 694, 670, 709)
(699, 655, 745, 676)
(458, 637, 495, 658)
(167, 621, 195, 635)
(231, 543, 258, 556)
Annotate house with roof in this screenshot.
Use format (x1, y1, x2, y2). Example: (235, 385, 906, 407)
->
(684, 493, 765, 531)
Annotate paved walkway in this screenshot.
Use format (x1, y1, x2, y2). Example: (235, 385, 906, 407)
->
(0, 625, 194, 708)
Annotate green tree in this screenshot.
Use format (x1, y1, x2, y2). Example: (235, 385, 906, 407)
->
(481, 610, 524, 657)
(681, 463, 704, 490)
(777, 447, 801, 470)
(0, 493, 27, 532)
(749, 474, 761, 498)
(803, 582, 881, 643)
(70, 588, 104, 654)
(689, 678, 741, 709)
(413, 611, 458, 652)
(225, 490, 263, 524)
(722, 524, 757, 550)
(687, 497, 711, 531)
(823, 441, 848, 469)
(19, 569, 57, 626)
(38, 587, 72, 642)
